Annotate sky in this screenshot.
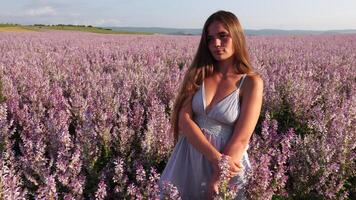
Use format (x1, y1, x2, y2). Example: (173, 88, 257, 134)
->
(1, 0, 356, 30)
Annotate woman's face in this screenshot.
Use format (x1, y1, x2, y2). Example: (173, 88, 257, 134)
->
(207, 21, 235, 62)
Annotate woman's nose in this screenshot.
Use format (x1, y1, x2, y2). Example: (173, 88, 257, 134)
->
(212, 38, 221, 47)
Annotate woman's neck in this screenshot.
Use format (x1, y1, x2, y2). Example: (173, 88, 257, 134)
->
(214, 57, 239, 76)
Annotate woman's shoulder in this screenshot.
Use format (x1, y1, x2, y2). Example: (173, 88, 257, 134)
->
(245, 72, 263, 83)
(243, 72, 264, 91)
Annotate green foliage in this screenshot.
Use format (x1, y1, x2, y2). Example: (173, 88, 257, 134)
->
(272, 195, 292, 200)
(0, 75, 7, 103)
(343, 176, 356, 200)
(0, 74, 7, 153)
(267, 84, 316, 137)
(269, 98, 316, 137)
(0, 23, 151, 34)
(290, 191, 326, 200)
(83, 143, 113, 199)
(29, 24, 152, 35)
(0, 23, 20, 27)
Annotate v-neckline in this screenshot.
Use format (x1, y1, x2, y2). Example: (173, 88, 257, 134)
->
(202, 81, 239, 115)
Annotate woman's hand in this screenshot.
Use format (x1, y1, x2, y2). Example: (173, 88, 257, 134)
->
(208, 155, 243, 199)
(207, 171, 220, 200)
(212, 155, 243, 176)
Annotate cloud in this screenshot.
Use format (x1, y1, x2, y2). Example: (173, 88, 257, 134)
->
(92, 19, 121, 26)
(0, 2, 123, 27)
(65, 18, 121, 27)
(24, 6, 57, 17)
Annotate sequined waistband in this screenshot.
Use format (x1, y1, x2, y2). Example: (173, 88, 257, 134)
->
(194, 115, 233, 138)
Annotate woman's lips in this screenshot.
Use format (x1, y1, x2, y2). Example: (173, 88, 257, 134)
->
(214, 50, 224, 55)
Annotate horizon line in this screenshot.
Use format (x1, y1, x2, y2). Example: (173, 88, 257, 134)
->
(1, 23, 356, 32)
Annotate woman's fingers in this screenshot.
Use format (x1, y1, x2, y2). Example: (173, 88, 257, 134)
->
(228, 162, 243, 176)
(234, 161, 243, 169)
(229, 162, 242, 172)
(230, 171, 239, 177)
(221, 155, 244, 176)
(207, 173, 220, 199)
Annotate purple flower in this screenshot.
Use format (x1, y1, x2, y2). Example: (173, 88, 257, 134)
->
(95, 178, 107, 200)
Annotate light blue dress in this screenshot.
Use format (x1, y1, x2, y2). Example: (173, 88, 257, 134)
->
(160, 74, 251, 199)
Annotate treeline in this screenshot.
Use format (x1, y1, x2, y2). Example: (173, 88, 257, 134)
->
(33, 24, 112, 31)
(0, 23, 21, 27)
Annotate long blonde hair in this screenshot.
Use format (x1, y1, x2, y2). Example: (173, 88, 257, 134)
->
(171, 10, 254, 144)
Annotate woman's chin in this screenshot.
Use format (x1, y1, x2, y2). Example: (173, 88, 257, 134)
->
(213, 55, 225, 61)
(213, 55, 232, 62)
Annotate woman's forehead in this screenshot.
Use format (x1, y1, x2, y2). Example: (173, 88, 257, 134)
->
(207, 21, 229, 35)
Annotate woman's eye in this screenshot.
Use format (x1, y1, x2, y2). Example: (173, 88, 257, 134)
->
(206, 33, 229, 43)
(219, 34, 229, 39)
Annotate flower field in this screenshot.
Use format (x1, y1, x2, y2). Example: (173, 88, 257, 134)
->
(0, 31, 355, 199)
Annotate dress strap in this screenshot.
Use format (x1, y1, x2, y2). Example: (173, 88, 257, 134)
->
(237, 74, 247, 90)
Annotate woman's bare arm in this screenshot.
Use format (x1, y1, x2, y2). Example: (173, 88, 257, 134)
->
(222, 74, 264, 164)
(178, 95, 222, 167)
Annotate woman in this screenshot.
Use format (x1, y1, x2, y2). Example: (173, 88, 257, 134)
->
(160, 10, 263, 199)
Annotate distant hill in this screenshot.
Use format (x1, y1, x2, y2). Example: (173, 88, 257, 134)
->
(107, 27, 202, 35)
(2, 23, 356, 36)
(0, 23, 152, 34)
(107, 26, 356, 36)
